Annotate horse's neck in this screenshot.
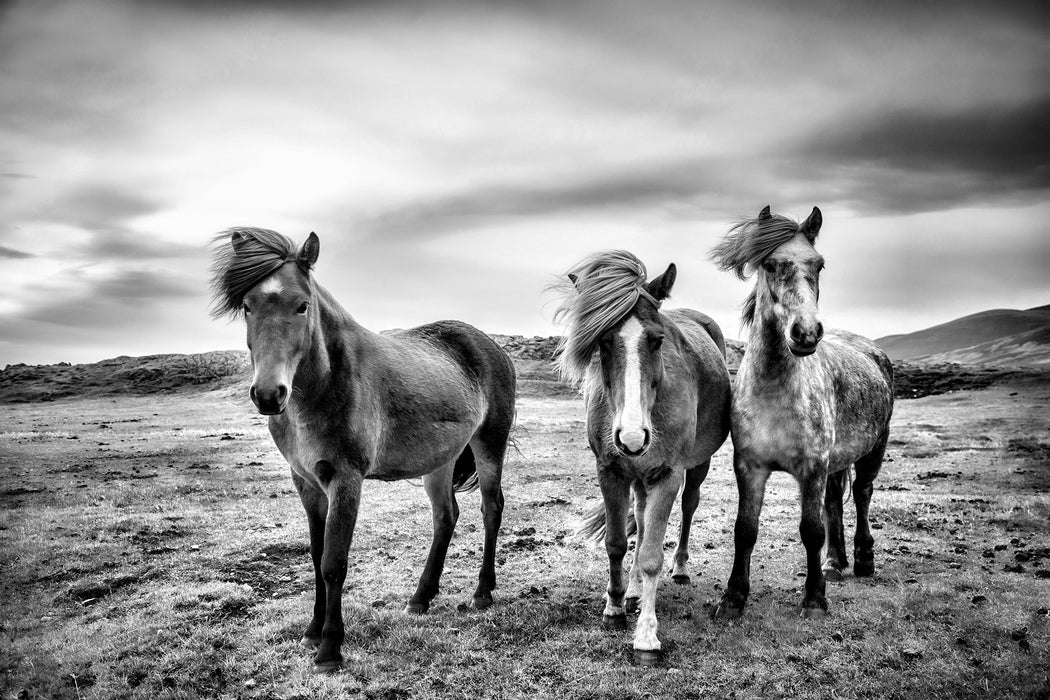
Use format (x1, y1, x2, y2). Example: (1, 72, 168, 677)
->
(741, 306, 799, 386)
(293, 286, 366, 399)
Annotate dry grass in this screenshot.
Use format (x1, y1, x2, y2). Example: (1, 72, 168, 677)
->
(1, 382, 1048, 699)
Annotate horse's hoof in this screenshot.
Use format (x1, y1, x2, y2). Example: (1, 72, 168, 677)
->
(712, 599, 744, 620)
(823, 568, 843, 582)
(300, 636, 321, 650)
(672, 574, 690, 585)
(800, 605, 828, 620)
(854, 561, 875, 577)
(632, 648, 663, 667)
(624, 597, 640, 614)
(472, 594, 493, 610)
(602, 613, 627, 631)
(404, 601, 429, 615)
(311, 657, 343, 674)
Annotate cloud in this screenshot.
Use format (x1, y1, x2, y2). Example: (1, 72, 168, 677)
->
(0, 245, 33, 259)
(799, 98, 1050, 214)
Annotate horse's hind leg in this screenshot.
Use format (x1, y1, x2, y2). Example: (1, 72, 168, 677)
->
(624, 480, 646, 614)
(853, 432, 888, 577)
(472, 428, 507, 609)
(671, 460, 710, 584)
(406, 462, 459, 614)
(822, 469, 849, 581)
(292, 473, 328, 650)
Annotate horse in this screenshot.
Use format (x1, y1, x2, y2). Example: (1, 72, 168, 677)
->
(709, 205, 894, 619)
(209, 228, 516, 672)
(553, 250, 731, 665)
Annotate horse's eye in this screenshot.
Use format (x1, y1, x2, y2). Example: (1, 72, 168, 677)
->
(648, 335, 664, 352)
(243, 303, 251, 315)
(296, 302, 309, 315)
(762, 261, 776, 274)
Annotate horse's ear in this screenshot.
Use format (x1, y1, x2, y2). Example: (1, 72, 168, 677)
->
(758, 205, 772, 221)
(230, 231, 249, 253)
(801, 206, 822, 241)
(645, 263, 676, 301)
(298, 232, 320, 269)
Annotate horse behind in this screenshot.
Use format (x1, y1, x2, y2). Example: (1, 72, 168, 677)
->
(209, 228, 516, 672)
(710, 206, 894, 619)
(554, 250, 731, 665)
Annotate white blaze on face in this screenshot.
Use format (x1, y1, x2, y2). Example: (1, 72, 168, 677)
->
(259, 276, 283, 295)
(616, 316, 648, 453)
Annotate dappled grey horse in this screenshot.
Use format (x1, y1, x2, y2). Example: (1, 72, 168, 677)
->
(210, 228, 515, 672)
(710, 206, 894, 619)
(555, 250, 731, 665)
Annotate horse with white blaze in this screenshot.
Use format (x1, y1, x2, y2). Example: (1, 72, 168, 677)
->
(555, 250, 731, 665)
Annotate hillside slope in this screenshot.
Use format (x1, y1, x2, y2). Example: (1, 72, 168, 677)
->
(876, 305, 1050, 363)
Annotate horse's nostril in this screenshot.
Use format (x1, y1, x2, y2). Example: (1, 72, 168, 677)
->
(613, 429, 623, 448)
(642, 428, 651, 447)
(249, 386, 258, 404)
(790, 322, 804, 343)
(276, 384, 289, 403)
(815, 322, 824, 340)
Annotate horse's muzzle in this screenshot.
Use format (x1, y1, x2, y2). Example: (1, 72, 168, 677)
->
(614, 428, 651, 457)
(250, 384, 288, 415)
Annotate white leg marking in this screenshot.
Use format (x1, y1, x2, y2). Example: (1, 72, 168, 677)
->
(617, 317, 648, 452)
(603, 595, 624, 618)
(626, 557, 643, 599)
(633, 572, 661, 651)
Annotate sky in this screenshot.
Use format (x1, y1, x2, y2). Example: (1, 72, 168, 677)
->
(0, 0, 1047, 365)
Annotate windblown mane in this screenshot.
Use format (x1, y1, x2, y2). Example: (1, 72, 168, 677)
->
(551, 250, 654, 386)
(209, 227, 298, 319)
(709, 213, 801, 327)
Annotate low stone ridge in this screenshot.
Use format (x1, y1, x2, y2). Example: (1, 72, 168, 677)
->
(1, 337, 1044, 403)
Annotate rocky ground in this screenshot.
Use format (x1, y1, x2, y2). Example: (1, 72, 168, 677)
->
(0, 341, 1047, 698)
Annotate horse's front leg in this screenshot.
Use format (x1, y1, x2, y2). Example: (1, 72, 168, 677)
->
(631, 469, 682, 666)
(292, 472, 328, 650)
(598, 467, 631, 631)
(714, 454, 769, 619)
(671, 461, 709, 584)
(314, 467, 364, 672)
(822, 468, 849, 581)
(406, 462, 459, 614)
(624, 479, 646, 614)
(799, 465, 829, 618)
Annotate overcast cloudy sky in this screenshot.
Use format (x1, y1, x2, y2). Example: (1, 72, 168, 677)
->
(1, 0, 1047, 365)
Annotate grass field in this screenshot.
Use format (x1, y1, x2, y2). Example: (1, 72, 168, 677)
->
(1, 379, 1048, 699)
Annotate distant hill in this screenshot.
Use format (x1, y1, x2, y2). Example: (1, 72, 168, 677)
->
(876, 305, 1050, 366)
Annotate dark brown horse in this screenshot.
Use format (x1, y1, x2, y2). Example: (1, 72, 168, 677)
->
(210, 228, 516, 671)
(554, 250, 731, 665)
(710, 206, 894, 619)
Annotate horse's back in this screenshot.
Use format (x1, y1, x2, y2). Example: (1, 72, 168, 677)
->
(665, 308, 729, 365)
(664, 308, 732, 457)
(822, 329, 894, 459)
(394, 320, 517, 412)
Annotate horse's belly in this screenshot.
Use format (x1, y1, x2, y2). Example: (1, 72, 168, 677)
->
(369, 419, 477, 479)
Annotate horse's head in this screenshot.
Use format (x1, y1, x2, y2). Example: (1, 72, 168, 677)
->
(231, 231, 320, 415)
(754, 206, 825, 356)
(210, 228, 324, 414)
(594, 264, 676, 457)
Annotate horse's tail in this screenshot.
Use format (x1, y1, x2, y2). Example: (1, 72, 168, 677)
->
(452, 445, 479, 493)
(574, 501, 638, 543)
